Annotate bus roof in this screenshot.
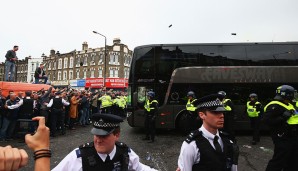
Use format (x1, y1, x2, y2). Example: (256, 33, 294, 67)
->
(133, 42, 298, 50)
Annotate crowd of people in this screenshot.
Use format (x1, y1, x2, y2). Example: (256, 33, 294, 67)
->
(0, 86, 128, 141)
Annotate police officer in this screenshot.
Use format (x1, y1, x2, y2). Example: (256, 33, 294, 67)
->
(218, 91, 236, 141)
(185, 91, 201, 131)
(47, 91, 70, 137)
(98, 92, 113, 114)
(186, 91, 197, 113)
(52, 113, 157, 171)
(246, 93, 263, 145)
(177, 94, 238, 171)
(142, 91, 158, 143)
(263, 85, 298, 171)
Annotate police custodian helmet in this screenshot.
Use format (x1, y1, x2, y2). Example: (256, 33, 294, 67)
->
(274, 85, 297, 101)
(91, 113, 123, 136)
(249, 93, 258, 98)
(218, 91, 227, 97)
(187, 91, 195, 97)
(147, 91, 155, 98)
(196, 94, 226, 112)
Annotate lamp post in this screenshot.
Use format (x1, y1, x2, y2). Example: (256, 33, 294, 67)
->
(93, 31, 107, 87)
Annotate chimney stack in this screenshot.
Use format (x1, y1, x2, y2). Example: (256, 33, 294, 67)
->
(82, 42, 88, 50)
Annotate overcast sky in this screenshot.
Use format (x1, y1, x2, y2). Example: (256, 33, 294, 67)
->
(1, 0, 298, 61)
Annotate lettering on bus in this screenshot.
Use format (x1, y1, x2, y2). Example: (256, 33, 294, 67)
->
(200, 68, 284, 82)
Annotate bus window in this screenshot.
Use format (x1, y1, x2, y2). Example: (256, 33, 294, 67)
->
(134, 47, 155, 81)
(197, 45, 225, 66)
(222, 45, 248, 66)
(272, 44, 298, 65)
(137, 86, 146, 104)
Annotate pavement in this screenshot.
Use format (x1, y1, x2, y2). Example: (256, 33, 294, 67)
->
(0, 121, 274, 171)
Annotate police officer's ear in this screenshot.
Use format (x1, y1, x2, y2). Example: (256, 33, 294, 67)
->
(198, 111, 206, 120)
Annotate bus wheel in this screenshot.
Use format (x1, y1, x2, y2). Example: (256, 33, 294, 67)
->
(177, 111, 199, 134)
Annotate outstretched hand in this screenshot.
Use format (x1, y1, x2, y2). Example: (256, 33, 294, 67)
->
(25, 117, 50, 151)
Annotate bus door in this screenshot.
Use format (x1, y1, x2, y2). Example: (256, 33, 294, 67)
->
(129, 86, 154, 127)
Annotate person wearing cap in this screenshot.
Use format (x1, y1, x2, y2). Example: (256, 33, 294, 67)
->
(52, 113, 157, 171)
(177, 94, 238, 171)
(245, 93, 263, 145)
(263, 85, 298, 170)
(46, 91, 70, 137)
(34, 63, 48, 84)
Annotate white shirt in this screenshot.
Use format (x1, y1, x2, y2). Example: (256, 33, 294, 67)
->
(7, 98, 23, 109)
(178, 126, 238, 171)
(52, 145, 157, 171)
(47, 96, 70, 107)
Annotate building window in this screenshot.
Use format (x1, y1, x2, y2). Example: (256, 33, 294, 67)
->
(58, 71, 61, 80)
(109, 54, 114, 64)
(76, 70, 80, 79)
(48, 62, 51, 70)
(83, 71, 87, 78)
(70, 57, 74, 68)
(84, 57, 88, 66)
(63, 71, 67, 80)
(76, 58, 80, 67)
(58, 59, 62, 69)
(109, 52, 119, 65)
(69, 71, 73, 80)
(91, 70, 94, 78)
(31, 63, 34, 72)
(53, 62, 56, 70)
(98, 54, 103, 64)
(109, 68, 118, 78)
(64, 58, 68, 68)
(124, 68, 129, 78)
(98, 69, 102, 78)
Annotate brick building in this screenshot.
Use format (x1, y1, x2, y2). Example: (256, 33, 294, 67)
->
(42, 38, 132, 88)
(0, 62, 4, 81)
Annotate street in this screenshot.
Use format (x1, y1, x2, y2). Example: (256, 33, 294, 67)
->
(1, 121, 274, 171)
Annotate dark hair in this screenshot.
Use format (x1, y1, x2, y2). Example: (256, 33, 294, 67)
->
(112, 127, 121, 135)
(13, 45, 18, 48)
(25, 91, 32, 96)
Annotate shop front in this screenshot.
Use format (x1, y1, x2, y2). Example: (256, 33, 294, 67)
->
(69, 79, 86, 90)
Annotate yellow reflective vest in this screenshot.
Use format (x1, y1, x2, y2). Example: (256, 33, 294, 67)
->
(186, 99, 197, 112)
(98, 95, 112, 108)
(223, 99, 232, 111)
(264, 101, 298, 125)
(144, 99, 158, 112)
(247, 101, 261, 117)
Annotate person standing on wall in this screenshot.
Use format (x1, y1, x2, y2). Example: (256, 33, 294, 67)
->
(5, 45, 18, 82)
(246, 93, 263, 145)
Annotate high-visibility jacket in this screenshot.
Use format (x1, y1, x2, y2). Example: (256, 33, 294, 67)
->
(264, 101, 298, 125)
(144, 99, 158, 112)
(114, 96, 125, 109)
(247, 101, 261, 117)
(98, 95, 112, 108)
(186, 99, 197, 112)
(223, 99, 232, 111)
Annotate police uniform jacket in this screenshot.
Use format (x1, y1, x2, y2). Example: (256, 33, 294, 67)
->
(263, 101, 298, 138)
(47, 96, 70, 109)
(178, 126, 238, 171)
(52, 142, 157, 171)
